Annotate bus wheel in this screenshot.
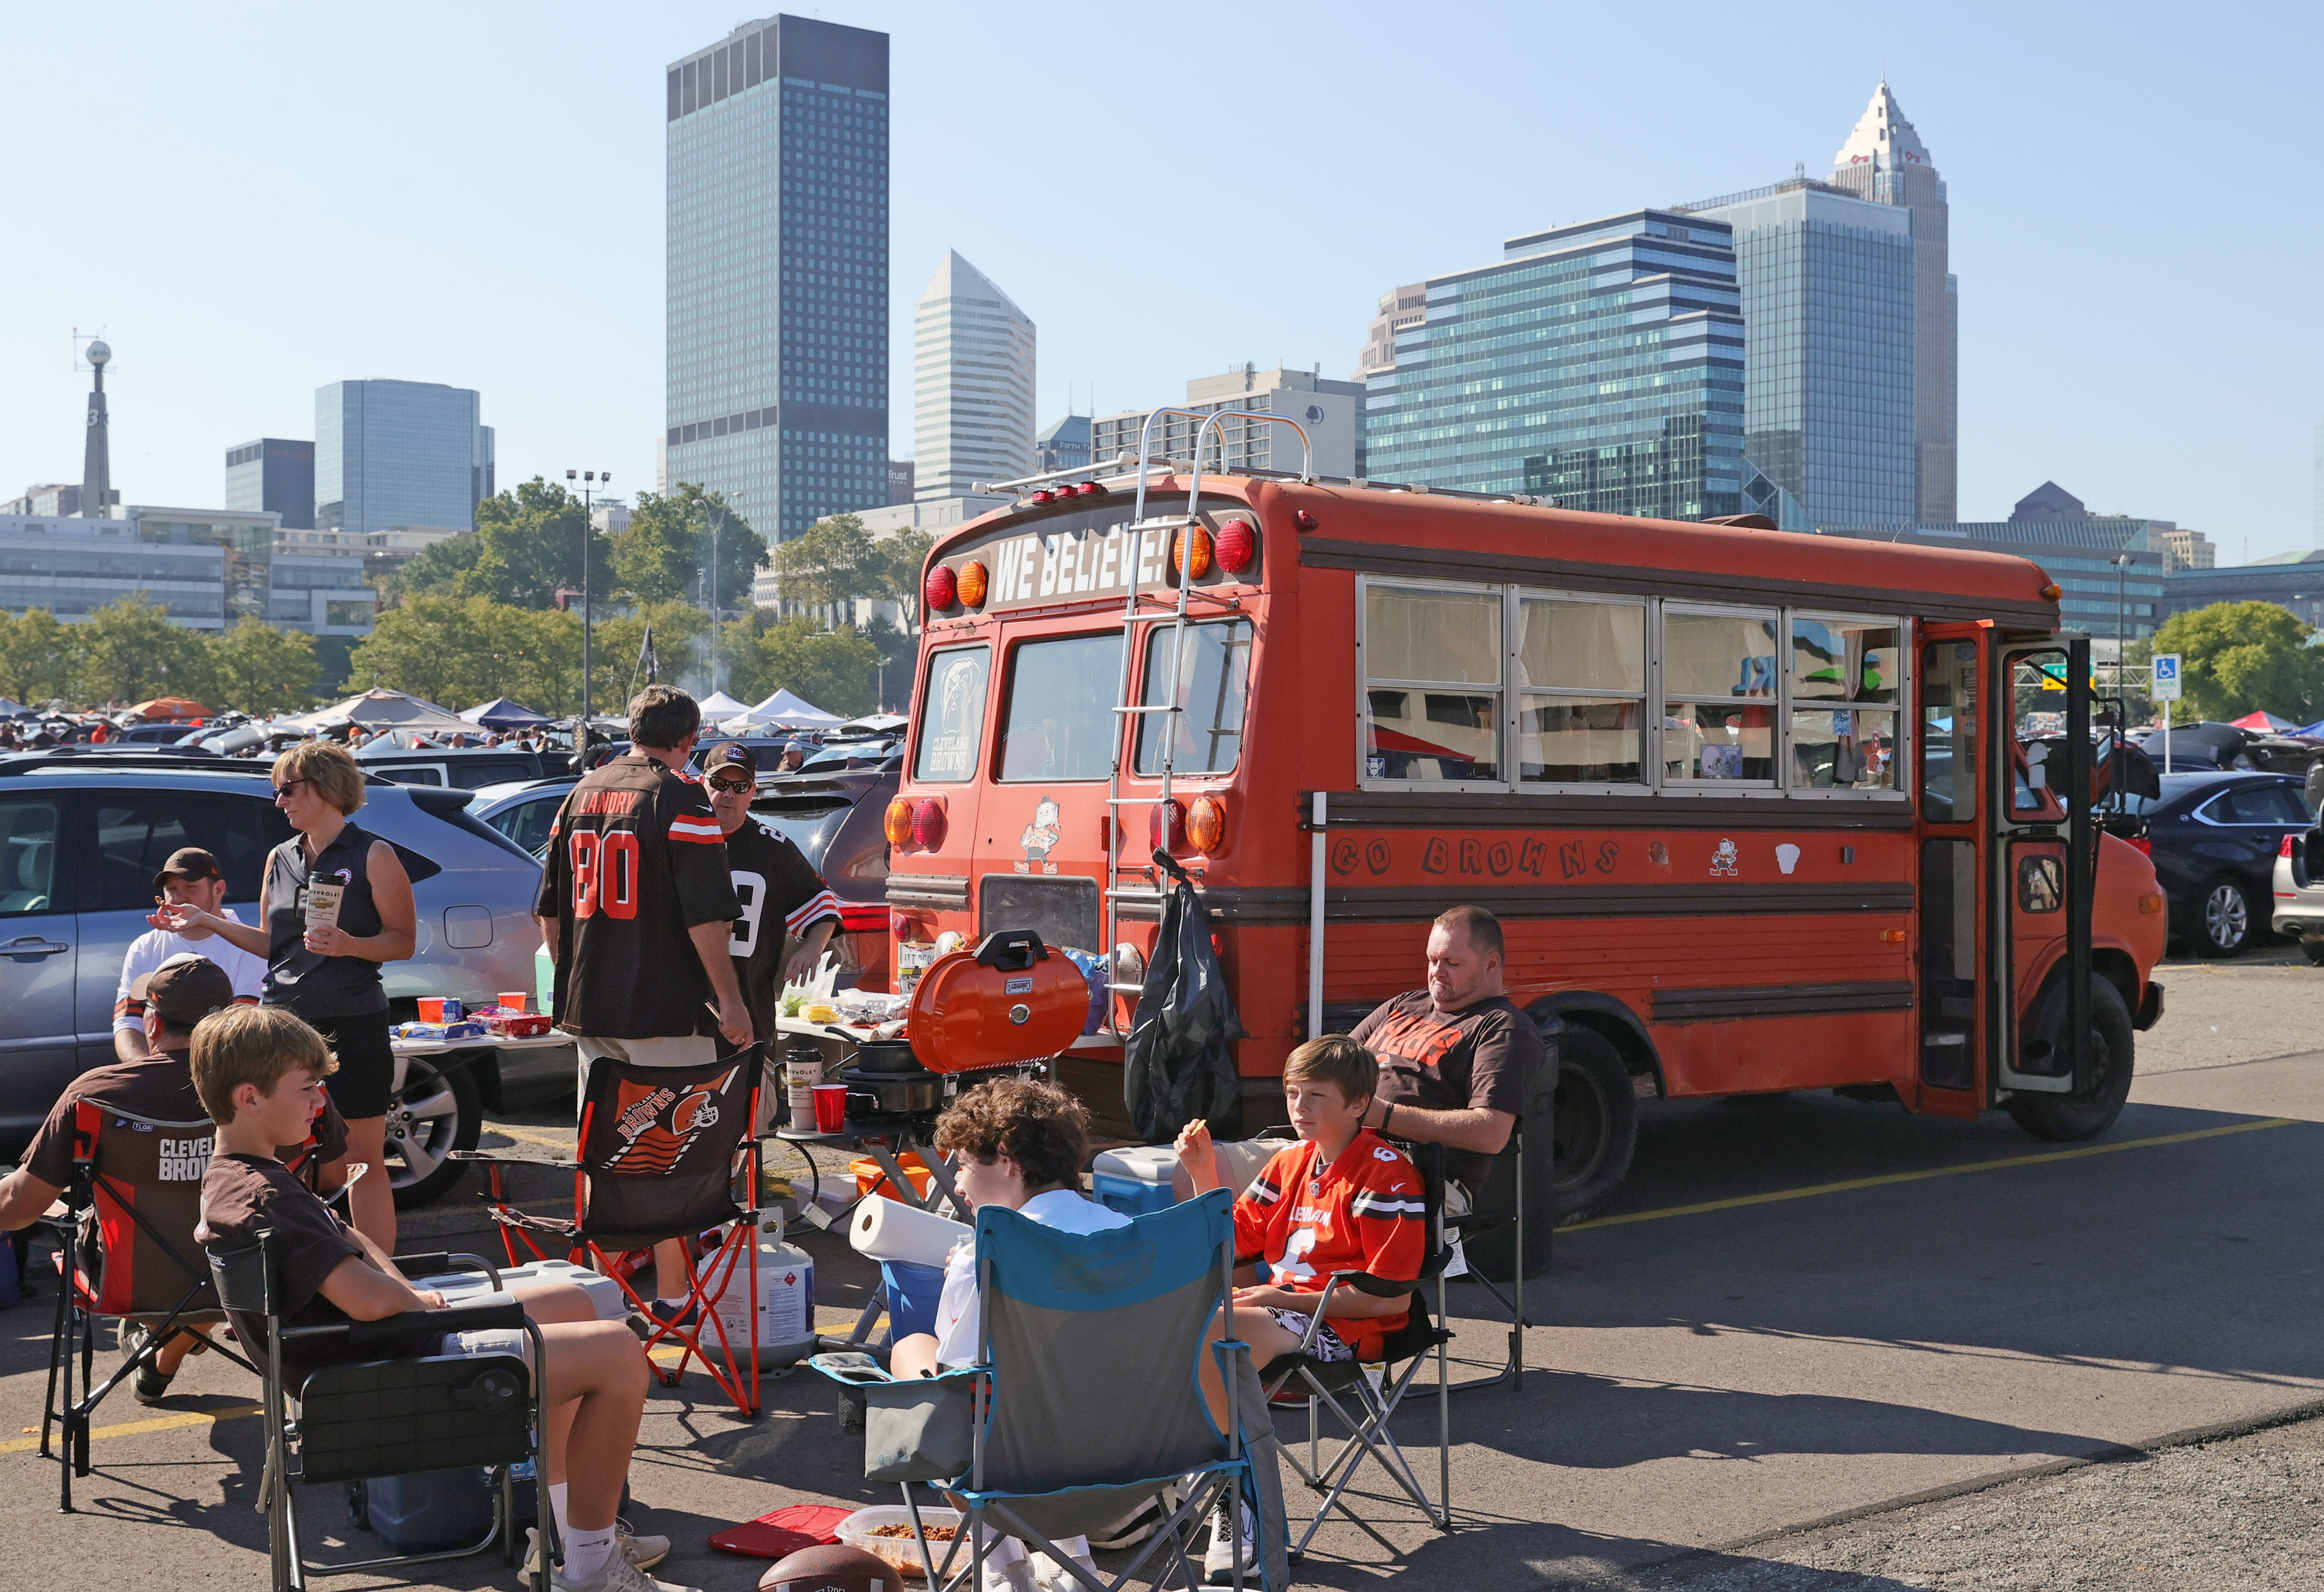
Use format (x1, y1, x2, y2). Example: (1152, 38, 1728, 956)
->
(2005, 977, 2136, 1142)
(1551, 1025, 1637, 1222)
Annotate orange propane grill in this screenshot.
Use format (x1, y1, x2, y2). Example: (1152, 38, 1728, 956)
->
(906, 929, 1090, 1073)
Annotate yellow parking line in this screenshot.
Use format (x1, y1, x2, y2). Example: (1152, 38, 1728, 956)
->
(2, 1402, 262, 1456)
(1564, 1116, 2300, 1232)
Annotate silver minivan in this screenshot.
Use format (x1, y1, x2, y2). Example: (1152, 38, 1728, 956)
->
(0, 753, 548, 1203)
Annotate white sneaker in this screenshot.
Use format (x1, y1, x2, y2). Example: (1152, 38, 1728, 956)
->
(978, 1559, 1037, 1592)
(1200, 1494, 1254, 1585)
(1031, 1550, 1100, 1591)
(552, 1552, 701, 1592)
(525, 1522, 672, 1579)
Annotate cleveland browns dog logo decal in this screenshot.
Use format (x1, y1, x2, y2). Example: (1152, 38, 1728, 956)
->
(603, 1064, 740, 1176)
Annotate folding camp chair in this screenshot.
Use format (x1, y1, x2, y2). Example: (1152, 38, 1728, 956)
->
(1439, 1113, 1538, 1395)
(1259, 1140, 1461, 1560)
(461, 1044, 772, 1414)
(39, 1096, 261, 1512)
(811, 1190, 1291, 1591)
(208, 1233, 547, 1592)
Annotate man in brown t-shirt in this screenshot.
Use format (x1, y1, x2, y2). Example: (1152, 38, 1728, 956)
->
(0, 954, 348, 1404)
(1347, 905, 1545, 1199)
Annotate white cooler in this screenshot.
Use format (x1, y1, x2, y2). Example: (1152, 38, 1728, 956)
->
(414, 1257, 629, 1321)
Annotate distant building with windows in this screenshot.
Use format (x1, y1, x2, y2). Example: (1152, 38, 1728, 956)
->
(1092, 364, 1362, 481)
(1355, 284, 1425, 382)
(315, 380, 492, 536)
(751, 491, 1004, 624)
(1034, 414, 1090, 476)
(1361, 209, 1744, 518)
(4, 483, 86, 517)
(225, 438, 316, 530)
(915, 251, 1036, 497)
(0, 504, 374, 636)
(887, 459, 914, 504)
(2153, 527, 2215, 570)
(664, 15, 890, 542)
(2161, 553, 2324, 630)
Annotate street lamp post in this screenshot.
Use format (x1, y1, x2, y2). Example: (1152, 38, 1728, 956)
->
(568, 469, 609, 739)
(2111, 553, 2133, 697)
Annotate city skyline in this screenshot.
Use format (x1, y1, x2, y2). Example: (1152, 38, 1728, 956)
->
(4, 4, 2319, 559)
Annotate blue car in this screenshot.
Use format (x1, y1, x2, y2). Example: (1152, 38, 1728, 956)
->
(2127, 771, 2313, 956)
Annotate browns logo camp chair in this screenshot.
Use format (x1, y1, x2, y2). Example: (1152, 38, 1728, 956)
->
(461, 1044, 771, 1414)
(40, 1097, 262, 1512)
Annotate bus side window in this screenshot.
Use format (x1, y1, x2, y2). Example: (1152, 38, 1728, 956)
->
(1362, 583, 1502, 783)
(1921, 642, 1977, 822)
(915, 646, 992, 783)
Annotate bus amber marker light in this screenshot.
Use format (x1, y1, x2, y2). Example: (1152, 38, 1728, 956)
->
(912, 799, 947, 850)
(1172, 526, 1213, 580)
(925, 564, 958, 611)
(2040, 582, 2063, 600)
(1187, 795, 1226, 852)
(1214, 518, 1256, 576)
(1150, 798, 1185, 851)
(883, 797, 915, 847)
(958, 560, 989, 608)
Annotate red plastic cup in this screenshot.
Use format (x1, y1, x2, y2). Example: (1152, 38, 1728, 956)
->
(812, 1083, 849, 1133)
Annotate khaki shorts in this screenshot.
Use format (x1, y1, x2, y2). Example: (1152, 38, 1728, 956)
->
(576, 1034, 722, 1120)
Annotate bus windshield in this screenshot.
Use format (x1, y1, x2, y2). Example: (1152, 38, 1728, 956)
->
(998, 632, 1123, 781)
(1135, 620, 1254, 777)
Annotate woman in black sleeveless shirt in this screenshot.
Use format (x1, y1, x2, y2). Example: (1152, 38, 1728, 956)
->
(159, 738, 415, 1249)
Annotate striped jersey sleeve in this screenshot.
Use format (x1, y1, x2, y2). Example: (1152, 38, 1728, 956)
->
(1232, 1142, 1305, 1263)
(1340, 1138, 1428, 1287)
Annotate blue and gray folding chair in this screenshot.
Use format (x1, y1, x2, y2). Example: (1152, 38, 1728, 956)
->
(813, 1189, 1289, 1590)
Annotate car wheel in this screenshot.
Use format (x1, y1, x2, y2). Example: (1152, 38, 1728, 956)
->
(2195, 876, 2255, 957)
(387, 1052, 482, 1209)
(2005, 976, 2136, 1142)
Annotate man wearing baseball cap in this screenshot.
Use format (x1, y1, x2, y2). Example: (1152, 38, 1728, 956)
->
(0, 956, 349, 1403)
(115, 848, 267, 1063)
(700, 741, 842, 1042)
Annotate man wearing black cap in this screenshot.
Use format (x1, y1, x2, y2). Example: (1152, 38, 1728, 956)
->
(701, 742, 842, 1040)
(115, 848, 267, 1063)
(0, 955, 349, 1403)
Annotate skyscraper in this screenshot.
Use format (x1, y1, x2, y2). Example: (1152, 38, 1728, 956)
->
(1361, 210, 1744, 519)
(1828, 81, 1957, 523)
(1680, 176, 1916, 530)
(664, 15, 890, 542)
(913, 252, 1035, 498)
(225, 438, 316, 530)
(314, 380, 492, 535)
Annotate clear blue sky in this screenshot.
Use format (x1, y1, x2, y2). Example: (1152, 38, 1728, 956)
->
(7, 1, 2319, 558)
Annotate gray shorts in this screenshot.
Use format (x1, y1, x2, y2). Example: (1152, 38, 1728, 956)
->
(575, 1034, 722, 1121)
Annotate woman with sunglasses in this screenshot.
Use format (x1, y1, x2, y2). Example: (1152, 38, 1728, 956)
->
(158, 738, 415, 1250)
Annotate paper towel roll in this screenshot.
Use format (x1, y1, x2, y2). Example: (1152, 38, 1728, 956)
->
(851, 1196, 970, 1267)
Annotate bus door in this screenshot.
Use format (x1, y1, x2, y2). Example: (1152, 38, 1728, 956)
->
(1915, 626, 1986, 1109)
(1994, 638, 2096, 1097)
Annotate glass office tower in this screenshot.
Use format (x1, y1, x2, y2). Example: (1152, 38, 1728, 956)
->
(314, 381, 492, 535)
(1682, 180, 1915, 530)
(1362, 209, 1744, 520)
(665, 15, 889, 542)
(224, 438, 317, 530)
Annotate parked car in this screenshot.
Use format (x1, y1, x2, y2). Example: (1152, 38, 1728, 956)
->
(752, 753, 899, 989)
(471, 775, 580, 859)
(0, 750, 547, 1204)
(2128, 770, 2313, 956)
(355, 743, 561, 790)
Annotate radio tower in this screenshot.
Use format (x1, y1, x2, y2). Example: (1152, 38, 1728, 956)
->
(80, 338, 115, 518)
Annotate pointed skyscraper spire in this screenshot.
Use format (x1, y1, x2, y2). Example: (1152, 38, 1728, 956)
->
(1834, 80, 1933, 174)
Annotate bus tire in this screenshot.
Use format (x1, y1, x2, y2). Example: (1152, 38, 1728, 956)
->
(2005, 976, 2136, 1142)
(1549, 1024, 1636, 1223)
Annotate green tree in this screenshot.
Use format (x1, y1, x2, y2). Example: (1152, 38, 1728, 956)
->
(593, 601, 711, 704)
(205, 618, 320, 715)
(72, 596, 215, 707)
(2147, 601, 2324, 724)
(614, 485, 767, 610)
(380, 531, 481, 603)
(725, 615, 881, 717)
(770, 513, 881, 614)
(393, 477, 606, 609)
(878, 528, 934, 628)
(0, 608, 74, 707)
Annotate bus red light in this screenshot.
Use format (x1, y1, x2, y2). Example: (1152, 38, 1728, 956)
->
(883, 797, 914, 847)
(912, 799, 947, 849)
(1172, 526, 1213, 580)
(1076, 481, 1104, 497)
(959, 559, 989, 607)
(1149, 798, 1185, 851)
(1187, 795, 1226, 852)
(1031, 489, 1056, 504)
(1214, 518, 1256, 575)
(925, 564, 958, 610)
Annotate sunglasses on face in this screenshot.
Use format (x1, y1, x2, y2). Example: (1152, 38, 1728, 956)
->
(273, 778, 308, 799)
(706, 773, 755, 794)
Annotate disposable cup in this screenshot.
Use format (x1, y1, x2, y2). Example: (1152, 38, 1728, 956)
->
(812, 1083, 849, 1133)
(498, 991, 528, 1013)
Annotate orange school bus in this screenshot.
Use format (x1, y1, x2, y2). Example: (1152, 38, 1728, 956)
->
(880, 449, 2169, 1234)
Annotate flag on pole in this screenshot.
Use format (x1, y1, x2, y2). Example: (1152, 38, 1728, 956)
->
(635, 623, 658, 687)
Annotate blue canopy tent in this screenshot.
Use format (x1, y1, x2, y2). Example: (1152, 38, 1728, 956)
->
(458, 696, 551, 731)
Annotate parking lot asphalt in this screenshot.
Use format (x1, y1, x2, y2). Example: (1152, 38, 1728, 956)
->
(6, 948, 2322, 1589)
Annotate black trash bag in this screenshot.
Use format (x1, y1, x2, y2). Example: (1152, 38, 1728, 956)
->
(1125, 851, 1245, 1142)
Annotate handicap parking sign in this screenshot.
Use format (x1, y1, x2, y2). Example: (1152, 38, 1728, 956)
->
(2152, 652, 2182, 701)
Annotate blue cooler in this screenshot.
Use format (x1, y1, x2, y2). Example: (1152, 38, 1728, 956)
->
(362, 1468, 496, 1551)
(879, 1260, 946, 1341)
(1091, 1146, 1179, 1218)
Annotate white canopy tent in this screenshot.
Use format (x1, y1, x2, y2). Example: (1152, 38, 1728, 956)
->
(724, 688, 844, 731)
(292, 688, 472, 734)
(695, 690, 751, 719)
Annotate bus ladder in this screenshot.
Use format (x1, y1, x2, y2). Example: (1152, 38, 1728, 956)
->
(1099, 407, 1315, 1038)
